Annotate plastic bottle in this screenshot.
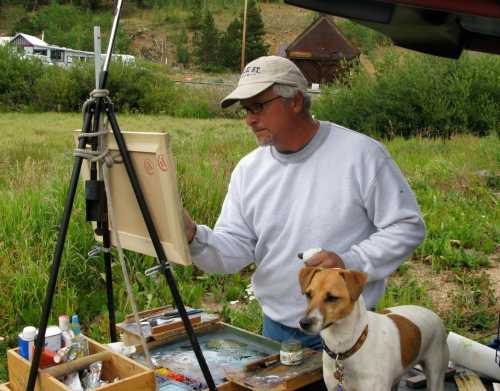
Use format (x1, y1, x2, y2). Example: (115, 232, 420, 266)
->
(58, 315, 73, 347)
(70, 314, 89, 357)
(18, 326, 37, 361)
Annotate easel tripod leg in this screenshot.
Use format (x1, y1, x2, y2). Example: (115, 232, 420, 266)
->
(25, 109, 94, 391)
(105, 106, 217, 391)
(103, 230, 117, 342)
(26, 156, 86, 391)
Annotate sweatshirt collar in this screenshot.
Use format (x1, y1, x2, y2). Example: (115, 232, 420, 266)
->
(269, 121, 329, 164)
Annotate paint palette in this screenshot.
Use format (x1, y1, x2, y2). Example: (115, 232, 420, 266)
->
(133, 324, 280, 389)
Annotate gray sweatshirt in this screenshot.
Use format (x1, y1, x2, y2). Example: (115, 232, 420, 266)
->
(190, 121, 425, 328)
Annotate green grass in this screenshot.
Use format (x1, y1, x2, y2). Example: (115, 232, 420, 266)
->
(0, 113, 499, 382)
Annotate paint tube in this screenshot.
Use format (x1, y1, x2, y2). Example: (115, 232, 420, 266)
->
(81, 361, 105, 390)
(53, 344, 79, 363)
(298, 247, 322, 263)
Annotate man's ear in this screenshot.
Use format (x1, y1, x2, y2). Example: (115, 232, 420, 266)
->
(299, 267, 320, 293)
(292, 92, 304, 114)
(339, 270, 368, 302)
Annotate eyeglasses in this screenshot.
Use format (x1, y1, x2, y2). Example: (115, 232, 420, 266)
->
(240, 96, 282, 115)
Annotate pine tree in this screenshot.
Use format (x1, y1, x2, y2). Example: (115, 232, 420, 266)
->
(193, 9, 220, 71)
(188, 0, 203, 30)
(219, 0, 269, 71)
(176, 28, 190, 66)
(219, 18, 242, 70)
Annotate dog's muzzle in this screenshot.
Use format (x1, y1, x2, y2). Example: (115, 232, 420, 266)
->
(299, 316, 318, 334)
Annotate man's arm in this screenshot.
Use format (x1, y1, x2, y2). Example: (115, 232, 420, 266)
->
(182, 167, 257, 274)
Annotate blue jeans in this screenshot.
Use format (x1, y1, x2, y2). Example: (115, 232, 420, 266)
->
(263, 314, 322, 351)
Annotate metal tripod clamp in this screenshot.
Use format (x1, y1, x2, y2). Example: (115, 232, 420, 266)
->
(90, 88, 110, 99)
(145, 264, 168, 277)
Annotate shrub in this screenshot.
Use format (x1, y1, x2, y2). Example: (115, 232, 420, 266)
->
(0, 46, 45, 110)
(314, 50, 500, 138)
(0, 46, 233, 117)
(33, 65, 81, 111)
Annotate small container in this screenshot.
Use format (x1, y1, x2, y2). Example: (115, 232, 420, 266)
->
(18, 326, 37, 361)
(45, 325, 62, 352)
(280, 339, 303, 366)
(58, 314, 73, 347)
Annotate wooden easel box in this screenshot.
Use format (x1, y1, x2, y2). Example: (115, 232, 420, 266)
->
(118, 307, 322, 390)
(133, 321, 322, 391)
(6, 337, 155, 391)
(134, 321, 276, 391)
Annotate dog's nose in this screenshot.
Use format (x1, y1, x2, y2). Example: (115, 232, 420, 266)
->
(299, 317, 314, 330)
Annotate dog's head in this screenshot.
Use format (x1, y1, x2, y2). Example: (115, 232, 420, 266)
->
(298, 267, 368, 334)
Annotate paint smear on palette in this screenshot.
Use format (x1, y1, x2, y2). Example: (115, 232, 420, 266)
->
(135, 329, 277, 389)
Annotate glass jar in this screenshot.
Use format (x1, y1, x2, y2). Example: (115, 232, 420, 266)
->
(280, 339, 303, 366)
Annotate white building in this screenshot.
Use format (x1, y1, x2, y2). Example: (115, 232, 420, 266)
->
(0, 36, 12, 46)
(5, 33, 134, 66)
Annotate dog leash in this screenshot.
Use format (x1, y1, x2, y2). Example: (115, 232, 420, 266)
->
(322, 325, 369, 390)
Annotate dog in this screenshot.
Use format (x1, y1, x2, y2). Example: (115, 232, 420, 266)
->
(298, 267, 449, 391)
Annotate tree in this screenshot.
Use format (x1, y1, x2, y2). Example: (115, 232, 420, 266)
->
(219, 18, 242, 70)
(219, 0, 268, 71)
(176, 28, 190, 66)
(193, 9, 220, 71)
(187, 0, 203, 30)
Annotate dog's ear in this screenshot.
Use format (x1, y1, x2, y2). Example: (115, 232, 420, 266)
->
(340, 270, 368, 302)
(299, 267, 320, 293)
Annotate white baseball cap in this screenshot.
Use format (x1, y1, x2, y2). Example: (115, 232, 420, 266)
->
(221, 56, 309, 108)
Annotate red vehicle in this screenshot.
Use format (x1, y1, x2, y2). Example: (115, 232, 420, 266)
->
(284, 0, 500, 57)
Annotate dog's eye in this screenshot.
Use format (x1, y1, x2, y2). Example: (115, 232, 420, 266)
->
(325, 293, 338, 302)
(305, 291, 312, 299)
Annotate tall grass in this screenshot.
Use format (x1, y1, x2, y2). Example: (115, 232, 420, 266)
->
(0, 113, 499, 382)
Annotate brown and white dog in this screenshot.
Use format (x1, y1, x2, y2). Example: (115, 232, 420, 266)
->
(298, 267, 449, 391)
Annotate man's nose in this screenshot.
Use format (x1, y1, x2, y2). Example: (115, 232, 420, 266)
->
(245, 111, 258, 126)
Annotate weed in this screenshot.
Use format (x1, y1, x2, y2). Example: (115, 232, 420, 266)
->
(444, 272, 497, 335)
(376, 278, 434, 311)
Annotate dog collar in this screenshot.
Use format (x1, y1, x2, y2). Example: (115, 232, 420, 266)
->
(322, 325, 369, 361)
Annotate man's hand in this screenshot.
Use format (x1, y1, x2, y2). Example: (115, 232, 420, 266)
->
(305, 250, 345, 269)
(183, 209, 197, 244)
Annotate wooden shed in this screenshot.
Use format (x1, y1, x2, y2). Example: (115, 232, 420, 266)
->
(285, 16, 360, 84)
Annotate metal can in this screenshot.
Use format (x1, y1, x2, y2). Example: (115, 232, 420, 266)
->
(280, 339, 303, 366)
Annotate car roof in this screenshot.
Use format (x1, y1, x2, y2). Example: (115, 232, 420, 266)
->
(285, 0, 500, 58)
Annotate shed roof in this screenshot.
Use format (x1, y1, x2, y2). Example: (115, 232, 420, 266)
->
(12, 33, 47, 47)
(286, 16, 360, 61)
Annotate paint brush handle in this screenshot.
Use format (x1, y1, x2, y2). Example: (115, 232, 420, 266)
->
(244, 353, 280, 371)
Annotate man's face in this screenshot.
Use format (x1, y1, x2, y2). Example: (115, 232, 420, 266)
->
(240, 88, 294, 151)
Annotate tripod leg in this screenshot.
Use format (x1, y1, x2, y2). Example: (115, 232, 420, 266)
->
(103, 230, 118, 342)
(105, 106, 217, 390)
(26, 155, 87, 391)
(26, 108, 94, 391)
